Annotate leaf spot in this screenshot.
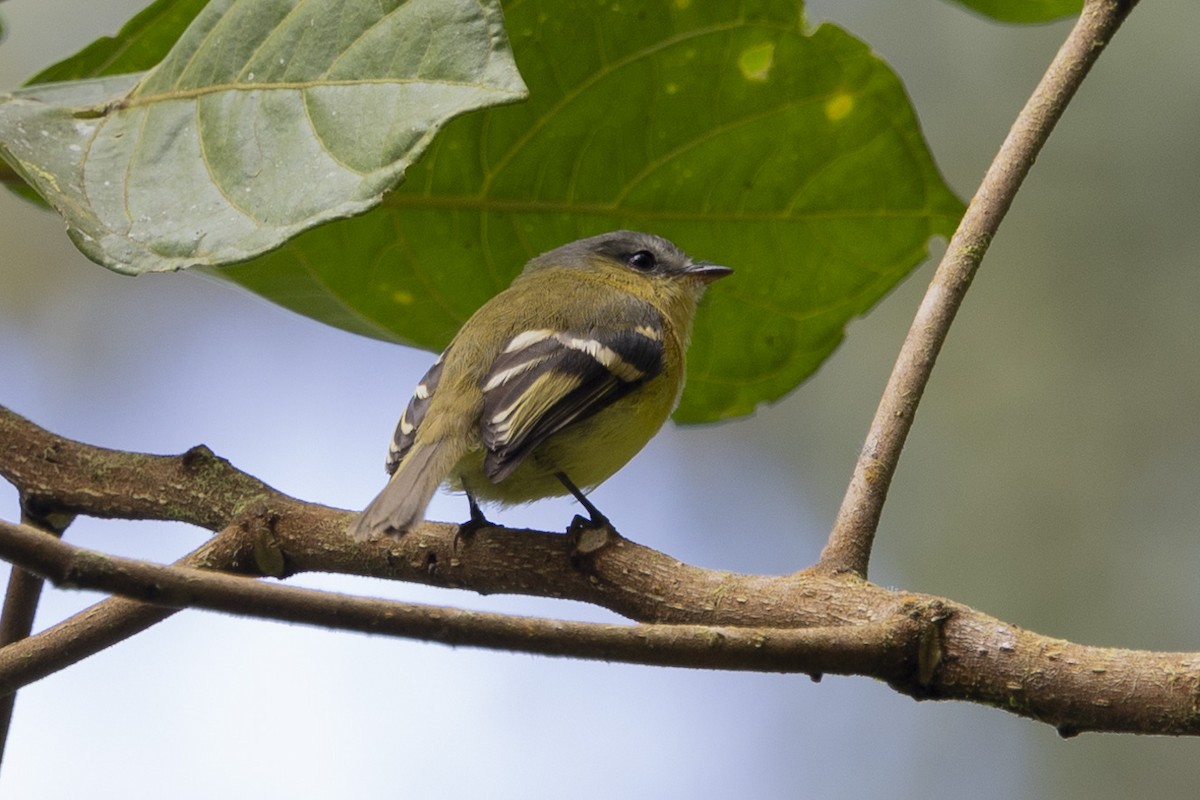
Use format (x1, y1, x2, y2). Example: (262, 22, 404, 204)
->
(824, 92, 854, 122)
(737, 42, 774, 82)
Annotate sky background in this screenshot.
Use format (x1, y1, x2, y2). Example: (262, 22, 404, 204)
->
(3, 0, 1200, 797)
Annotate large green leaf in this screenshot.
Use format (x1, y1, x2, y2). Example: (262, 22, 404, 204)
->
(226, 2, 964, 421)
(4, 0, 962, 423)
(0, 0, 527, 273)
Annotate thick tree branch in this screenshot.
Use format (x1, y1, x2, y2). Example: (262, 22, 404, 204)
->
(0, 405, 847, 627)
(3, 403, 1200, 735)
(819, 0, 1140, 577)
(0, 406, 294, 530)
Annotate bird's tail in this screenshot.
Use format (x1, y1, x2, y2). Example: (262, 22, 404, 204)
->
(348, 441, 462, 541)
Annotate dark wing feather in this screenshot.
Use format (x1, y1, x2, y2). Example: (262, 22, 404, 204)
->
(386, 353, 446, 474)
(480, 308, 664, 482)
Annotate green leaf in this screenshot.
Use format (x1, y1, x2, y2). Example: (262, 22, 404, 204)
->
(25, 0, 209, 84)
(0, 0, 527, 274)
(948, 0, 1083, 23)
(226, 3, 964, 422)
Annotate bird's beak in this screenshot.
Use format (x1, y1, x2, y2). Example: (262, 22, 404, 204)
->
(685, 262, 734, 284)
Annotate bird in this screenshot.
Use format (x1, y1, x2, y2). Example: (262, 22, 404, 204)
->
(348, 230, 732, 541)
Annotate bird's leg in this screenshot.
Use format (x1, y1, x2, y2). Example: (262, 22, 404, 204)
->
(556, 472, 618, 557)
(555, 472, 609, 527)
(455, 484, 493, 546)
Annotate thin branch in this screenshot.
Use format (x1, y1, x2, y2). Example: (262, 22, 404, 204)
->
(0, 526, 249, 696)
(818, 0, 1140, 577)
(0, 519, 915, 677)
(0, 505, 72, 770)
(3, 512, 1200, 735)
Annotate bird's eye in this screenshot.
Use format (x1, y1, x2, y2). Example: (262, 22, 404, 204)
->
(627, 250, 657, 271)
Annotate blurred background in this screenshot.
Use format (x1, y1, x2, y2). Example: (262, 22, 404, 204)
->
(2, 0, 1200, 797)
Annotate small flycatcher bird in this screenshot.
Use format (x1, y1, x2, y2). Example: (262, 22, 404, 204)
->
(348, 230, 731, 540)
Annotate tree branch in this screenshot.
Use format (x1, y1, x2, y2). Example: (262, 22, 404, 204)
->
(0, 505, 72, 767)
(818, 0, 1140, 577)
(3, 403, 1200, 735)
(0, 525, 250, 696)
(0, 519, 916, 677)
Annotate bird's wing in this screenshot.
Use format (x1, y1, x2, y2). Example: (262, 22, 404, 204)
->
(479, 308, 664, 482)
(385, 353, 446, 474)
